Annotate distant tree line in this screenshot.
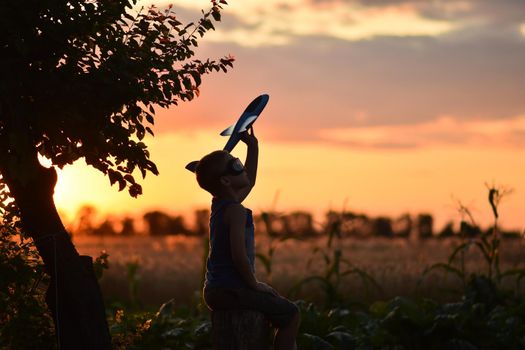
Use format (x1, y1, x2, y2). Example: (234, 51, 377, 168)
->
(68, 205, 521, 239)
(255, 211, 520, 239)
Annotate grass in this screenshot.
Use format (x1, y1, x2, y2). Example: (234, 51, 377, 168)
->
(75, 234, 525, 308)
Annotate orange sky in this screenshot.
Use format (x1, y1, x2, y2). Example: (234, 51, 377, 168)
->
(53, 0, 525, 231)
(54, 129, 524, 230)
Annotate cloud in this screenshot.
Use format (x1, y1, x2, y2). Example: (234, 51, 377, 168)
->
(420, 0, 525, 25)
(317, 115, 525, 149)
(153, 29, 525, 146)
(211, 2, 456, 46)
(138, 0, 525, 150)
(311, 0, 525, 24)
(144, 0, 459, 46)
(144, 0, 525, 46)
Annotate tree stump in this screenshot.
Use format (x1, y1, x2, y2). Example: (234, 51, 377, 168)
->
(211, 309, 271, 350)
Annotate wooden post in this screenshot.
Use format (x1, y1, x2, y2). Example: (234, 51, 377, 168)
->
(212, 309, 271, 350)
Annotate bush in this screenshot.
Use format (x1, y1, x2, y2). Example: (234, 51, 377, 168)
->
(0, 224, 56, 350)
(295, 277, 525, 349)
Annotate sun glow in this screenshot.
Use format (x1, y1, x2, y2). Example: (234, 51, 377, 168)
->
(53, 128, 525, 231)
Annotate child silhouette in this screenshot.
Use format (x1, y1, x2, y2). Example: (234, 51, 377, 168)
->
(194, 127, 300, 350)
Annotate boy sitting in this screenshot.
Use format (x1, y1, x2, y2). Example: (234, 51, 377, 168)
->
(194, 127, 300, 350)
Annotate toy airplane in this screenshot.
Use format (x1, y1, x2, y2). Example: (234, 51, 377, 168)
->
(185, 94, 269, 173)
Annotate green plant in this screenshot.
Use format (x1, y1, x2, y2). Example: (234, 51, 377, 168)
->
(126, 256, 142, 308)
(256, 210, 283, 282)
(289, 205, 382, 308)
(255, 192, 295, 282)
(94, 250, 110, 280)
(421, 183, 525, 295)
(0, 211, 116, 350)
(108, 299, 213, 350)
(0, 229, 56, 350)
(293, 277, 525, 350)
(0, 187, 55, 349)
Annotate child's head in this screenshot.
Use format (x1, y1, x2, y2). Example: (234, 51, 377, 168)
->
(195, 150, 249, 196)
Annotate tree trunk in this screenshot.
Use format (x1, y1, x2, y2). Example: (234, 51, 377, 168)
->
(211, 310, 271, 350)
(0, 149, 111, 349)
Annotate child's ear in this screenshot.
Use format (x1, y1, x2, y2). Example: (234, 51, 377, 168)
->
(220, 176, 230, 186)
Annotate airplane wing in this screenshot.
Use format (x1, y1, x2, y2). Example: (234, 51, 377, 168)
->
(220, 124, 236, 136)
(220, 115, 259, 136)
(237, 115, 258, 133)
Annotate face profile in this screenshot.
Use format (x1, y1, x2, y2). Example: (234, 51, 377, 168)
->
(219, 155, 250, 191)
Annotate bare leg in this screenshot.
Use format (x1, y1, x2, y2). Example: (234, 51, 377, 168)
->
(274, 311, 300, 350)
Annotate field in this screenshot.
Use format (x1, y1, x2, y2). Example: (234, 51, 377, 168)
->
(4, 219, 525, 349)
(73, 234, 525, 308)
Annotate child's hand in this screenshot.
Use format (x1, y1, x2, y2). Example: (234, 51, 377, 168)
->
(240, 126, 258, 146)
(256, 281, 279, 296)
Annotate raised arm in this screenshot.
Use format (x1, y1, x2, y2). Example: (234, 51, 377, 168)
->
(237, 127, 258, 202)
(242, 126, 258, 186)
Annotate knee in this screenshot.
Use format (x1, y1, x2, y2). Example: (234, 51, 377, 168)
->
(278, 303, 301, 331)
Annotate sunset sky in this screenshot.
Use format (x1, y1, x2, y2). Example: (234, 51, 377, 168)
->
(53, 0, 525, 230)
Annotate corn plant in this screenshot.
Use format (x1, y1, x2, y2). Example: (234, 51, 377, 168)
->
(255, 191, 288, 283)
(288, 204, 382, 308)
(256, 209, 298, 283)
(126, 256, 142, 308)
(421, 183, 525, 295)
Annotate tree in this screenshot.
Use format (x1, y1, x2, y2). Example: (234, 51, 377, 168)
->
(282, 211, 316, 237)
(194, 208, 211, 236)
(393, 213, 412, 238)
(143, 210, 189, 235)
(119, 216, 136, 236)
(373, 216, 393, 238)
(417, 214, 434, 239)
(74, 204, 99, 235)
(0, 0, 233, 348)
(438, 221, 455, 238)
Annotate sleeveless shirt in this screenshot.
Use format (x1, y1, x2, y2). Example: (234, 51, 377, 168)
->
(204, 197, 255, 289)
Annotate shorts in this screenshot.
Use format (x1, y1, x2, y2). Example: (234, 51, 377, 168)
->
(203, 286, 299, 329)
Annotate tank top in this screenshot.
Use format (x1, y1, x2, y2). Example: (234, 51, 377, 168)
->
(204, 197, 255, 289)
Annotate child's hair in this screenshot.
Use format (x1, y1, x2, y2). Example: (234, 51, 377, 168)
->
(195, 150, 229, 195)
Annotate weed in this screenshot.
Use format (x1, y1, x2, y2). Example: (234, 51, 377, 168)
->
(126, 256, 142, 308)
(288, 203, 383, 308)
(421, 183, 525, 296)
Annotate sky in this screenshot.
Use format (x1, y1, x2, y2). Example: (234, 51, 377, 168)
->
(53, 0, 525, 230)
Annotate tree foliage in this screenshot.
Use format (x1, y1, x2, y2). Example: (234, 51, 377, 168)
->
(0, 0, 233, 197)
